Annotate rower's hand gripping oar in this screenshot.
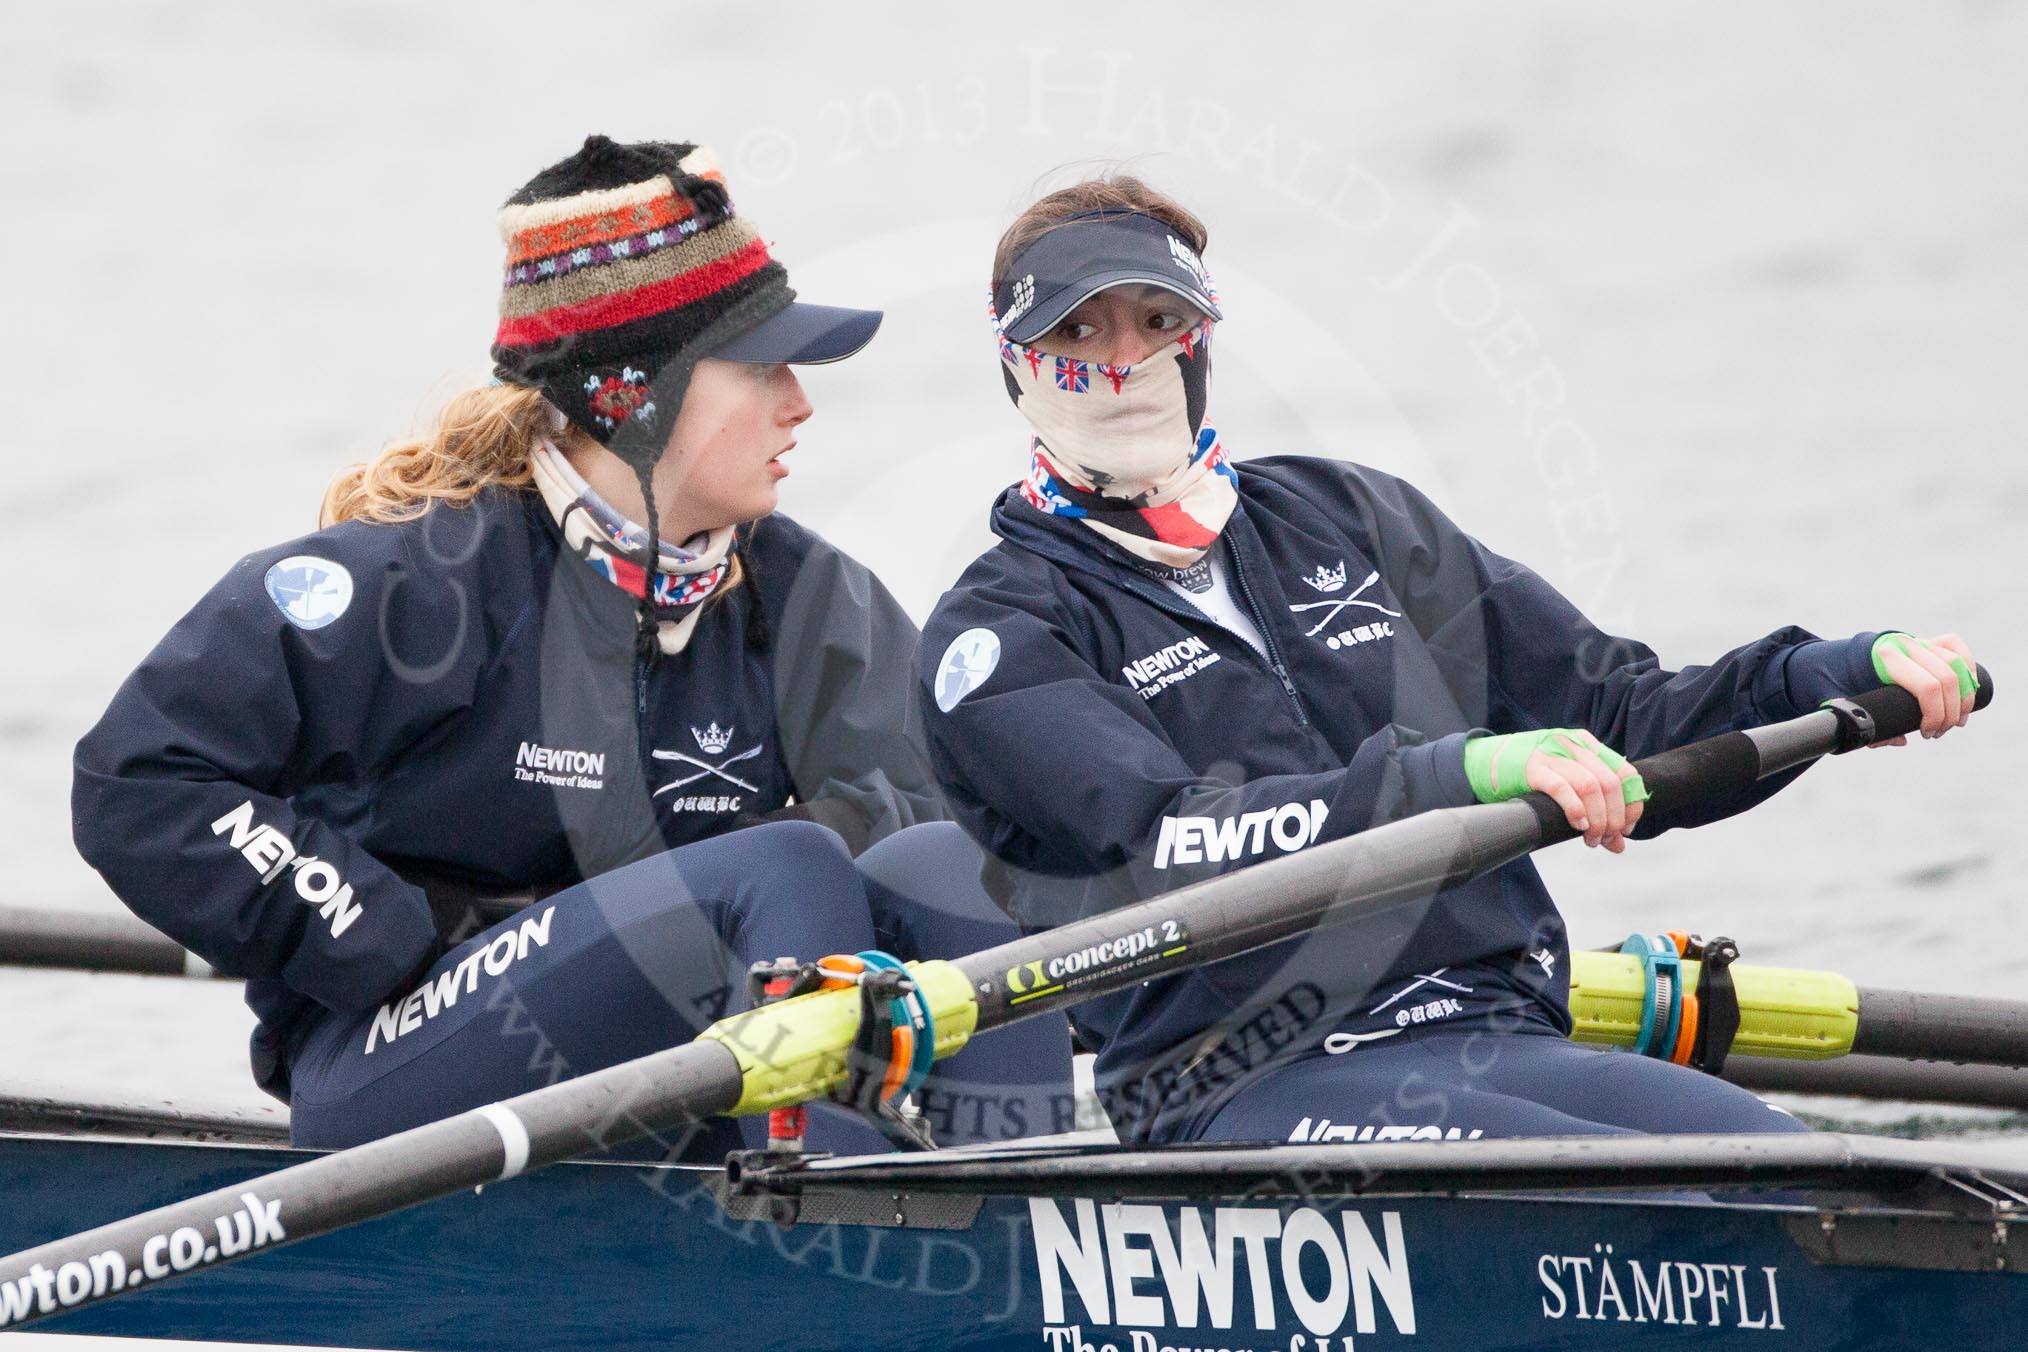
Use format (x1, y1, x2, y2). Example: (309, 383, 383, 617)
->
(0, 669, 1991, 1328)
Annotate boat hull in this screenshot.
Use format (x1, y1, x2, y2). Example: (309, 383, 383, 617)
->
(1, 1132, 2019, 1350)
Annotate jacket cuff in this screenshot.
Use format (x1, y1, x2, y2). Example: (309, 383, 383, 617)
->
(283, 889, 440, 1014)
(1773, 632, 1885, 716)
(1401, 730, 1480, 811)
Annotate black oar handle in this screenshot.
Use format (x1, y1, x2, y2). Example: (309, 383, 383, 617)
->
(1826, 661, 1997, 739)
(1522, 664, 1995, 841)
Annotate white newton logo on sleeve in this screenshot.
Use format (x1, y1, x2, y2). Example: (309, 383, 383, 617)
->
(264, 556, 354, 630)
(935, 628, 1001, 712)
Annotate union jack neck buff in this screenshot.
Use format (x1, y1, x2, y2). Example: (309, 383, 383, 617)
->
(995, 308, 1237, 568)
(529, 440, 735, 655)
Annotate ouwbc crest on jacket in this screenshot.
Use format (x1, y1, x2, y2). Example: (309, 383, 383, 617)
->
(264, 557, 354, 630)
(935, 628, 1002, 712)
(1302, 561, 1348, 594)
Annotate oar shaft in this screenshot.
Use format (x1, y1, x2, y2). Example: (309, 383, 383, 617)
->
(0, 906, 211, 978)
(1853, 987, 2028, 1068)
(1723, 1052, 2028, 1111)
(0, 1040, 743, 1329)
(955, 800, 1541, 1029)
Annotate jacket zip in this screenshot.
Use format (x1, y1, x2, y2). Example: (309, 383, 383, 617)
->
(634, 641, 655, 790)
(1113, 559, 1303, 718)
(1222, 531, 1311, 727)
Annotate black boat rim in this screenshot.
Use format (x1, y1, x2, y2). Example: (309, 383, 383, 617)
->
(728, 1130, 2028, 1208)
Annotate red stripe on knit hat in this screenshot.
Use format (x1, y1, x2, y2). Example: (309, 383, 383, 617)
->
(492, 238, 774, 348)
(1136, 499, 1220, 548)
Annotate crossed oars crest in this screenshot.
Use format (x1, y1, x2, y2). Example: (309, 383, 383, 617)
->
(651, 743, 763, 794)
(1287, 569, 1403, 637)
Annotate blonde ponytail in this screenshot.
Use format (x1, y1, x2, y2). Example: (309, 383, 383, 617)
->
(321, 383, 550, 527)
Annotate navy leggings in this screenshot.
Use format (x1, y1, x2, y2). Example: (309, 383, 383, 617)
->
(1188, 1017, 1808, 1144)
(288, 821, 1073, 1157)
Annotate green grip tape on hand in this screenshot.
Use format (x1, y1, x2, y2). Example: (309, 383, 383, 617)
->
(1872, 633, 1977, 701)
(1463, 729, 1650, 806)
(1593, 741, 1651, 805)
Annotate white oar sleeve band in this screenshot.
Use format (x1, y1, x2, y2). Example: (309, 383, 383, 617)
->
(475, 1103, 531, 1180)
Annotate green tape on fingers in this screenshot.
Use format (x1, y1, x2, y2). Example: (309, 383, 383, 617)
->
(1589, 742, 1650, 806)
(1872, 632, 1977, 701)
(1464, 729, 1646, 806)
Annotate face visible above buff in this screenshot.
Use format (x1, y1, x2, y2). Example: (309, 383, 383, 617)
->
(991, 210, 1222, 502)
(992, 208, 1239, 568)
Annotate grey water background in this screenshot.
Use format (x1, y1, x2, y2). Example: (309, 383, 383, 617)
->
(0, 1, 2022, 1136)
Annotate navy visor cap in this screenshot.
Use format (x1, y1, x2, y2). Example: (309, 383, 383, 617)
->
(710, 301, 884, 364)
(992, 210, 1221, 346)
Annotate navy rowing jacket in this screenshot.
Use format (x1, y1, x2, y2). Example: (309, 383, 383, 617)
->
(73, 490, 939, 1096)
(919, 456, 1879, 1141)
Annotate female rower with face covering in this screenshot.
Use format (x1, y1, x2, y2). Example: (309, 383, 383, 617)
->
(72, 136, 1069, 1157)
(918, 174, 1979, 1146)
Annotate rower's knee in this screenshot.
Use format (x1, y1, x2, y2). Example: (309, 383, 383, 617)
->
(692, 819, 874, 958)
(857, 821, 1016, 957)
(857, 820, 983, 890)
(736, 816, 856, 862)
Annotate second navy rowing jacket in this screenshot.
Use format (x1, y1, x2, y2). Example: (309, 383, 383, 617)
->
(919, 455, 1880, 1141)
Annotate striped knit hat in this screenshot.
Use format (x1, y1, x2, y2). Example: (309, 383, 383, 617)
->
(490, 135, 793, 469)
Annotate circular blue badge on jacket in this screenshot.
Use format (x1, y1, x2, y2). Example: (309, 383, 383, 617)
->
(934, 628, 1001, 712)
(264, 556, 355, 630)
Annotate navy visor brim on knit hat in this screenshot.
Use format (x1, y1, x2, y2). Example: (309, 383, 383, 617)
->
(708, 300, 883, 364)
(993, 209, 1222, 346)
